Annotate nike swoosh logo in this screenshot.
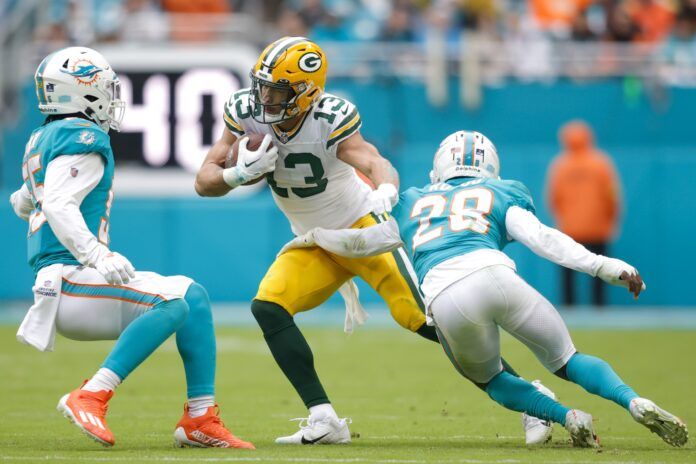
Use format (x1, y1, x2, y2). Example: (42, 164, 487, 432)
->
(244, 159, 259, 168)
(301, 432, 330, 444)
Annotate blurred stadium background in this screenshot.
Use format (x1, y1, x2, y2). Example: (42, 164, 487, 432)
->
(2, 1, 696, 462)
(1, 0, 696, 319)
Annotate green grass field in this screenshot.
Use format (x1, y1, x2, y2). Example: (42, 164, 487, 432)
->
(0, 324, 694, 463)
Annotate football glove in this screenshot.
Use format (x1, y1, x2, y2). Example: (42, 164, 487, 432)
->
(95, 251, 136, 286)
(223, 135, 278, 188)
(597, 257, 646, 291)
(9, 186, 33, 221)
(368, 183, 398, 215)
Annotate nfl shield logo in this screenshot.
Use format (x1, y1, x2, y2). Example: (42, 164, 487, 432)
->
(70, 167, 79, 177)
(279, 132, 289, 144)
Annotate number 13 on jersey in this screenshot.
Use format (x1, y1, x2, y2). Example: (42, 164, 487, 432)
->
(410, 187, 494, 250)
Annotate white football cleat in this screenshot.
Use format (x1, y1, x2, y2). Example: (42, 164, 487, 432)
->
(629, 398, 688, 447)
(522, 380, 555, 445)
(275, 416, 351, 445)
(565, 409, 600, 448)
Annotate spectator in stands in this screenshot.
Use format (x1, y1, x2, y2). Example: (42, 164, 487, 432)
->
(681, 0, 696, 22)
(528, 0, 593, 37)
(118, 0, 168, 42)
(288, 0, 351, 41)
(295, 0, 331, 27)
(660, 11, 696, 84)
(571, 9, 597, 40)
(546, 120, 622, 307)
(162, 0, 230, 41)
(380, 6, 416, 41)
(606, 3, 641, 41)
(456, 0, 499, 33)
(628, 0, 675, 43)
(277, 8, 310, 38)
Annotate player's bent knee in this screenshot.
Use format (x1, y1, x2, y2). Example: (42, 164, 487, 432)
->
(251, 299, 295, 336)
(184, 282, 212, 317)
(185, 281, 209, 301)
(553, 355, 575, 380)
(387, 296, 426, 332)
(155, 298, 189, 328)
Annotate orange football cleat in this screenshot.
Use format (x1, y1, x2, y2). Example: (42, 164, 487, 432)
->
(57, 384, 115, 447)
(174, 404, 255, 449)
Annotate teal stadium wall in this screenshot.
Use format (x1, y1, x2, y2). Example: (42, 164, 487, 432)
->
(2, 79, 695, 306)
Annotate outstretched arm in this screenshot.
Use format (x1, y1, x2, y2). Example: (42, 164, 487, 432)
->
(278, 218, 403, 258)
(505, 206, 645, 298)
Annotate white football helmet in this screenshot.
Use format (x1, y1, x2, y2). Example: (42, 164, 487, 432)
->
(430, 131, 500, 183)
(34, 47, 125, 131)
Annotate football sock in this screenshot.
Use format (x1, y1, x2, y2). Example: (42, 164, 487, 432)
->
(176, 283, 216, 398)
(101, 298, 188, 380)
(251, 299, 330, 408)
(416, 323, 439, 342)
(309, 403, 338, 420)
(82, 367, 121, 392)
(560, 353, 639, 410)
(485, 371, 570, 425)
(501, 358, 520, 378)
(188, 395, 215, 418)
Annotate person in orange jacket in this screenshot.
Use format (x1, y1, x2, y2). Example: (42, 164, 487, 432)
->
(546, 120, 622, 307)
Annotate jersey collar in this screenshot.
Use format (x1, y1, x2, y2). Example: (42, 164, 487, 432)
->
(271, 110, 310, 144)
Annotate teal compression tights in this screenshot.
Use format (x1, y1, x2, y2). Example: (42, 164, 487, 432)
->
(176, 283, 216, 398)
(101, 283, 216, 398)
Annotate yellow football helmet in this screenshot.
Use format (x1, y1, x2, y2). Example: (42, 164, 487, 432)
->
(250, 36, 327, 124)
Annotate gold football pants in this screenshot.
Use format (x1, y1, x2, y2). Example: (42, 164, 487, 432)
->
(255, 213, 426, 332)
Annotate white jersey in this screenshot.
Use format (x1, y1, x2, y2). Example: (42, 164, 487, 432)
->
(223, 89, 372, 235)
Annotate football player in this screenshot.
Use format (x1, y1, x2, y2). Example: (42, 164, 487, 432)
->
(9, 47, 253, 450)
(196, 37, 552, 445)
(280, 130, 689, 448)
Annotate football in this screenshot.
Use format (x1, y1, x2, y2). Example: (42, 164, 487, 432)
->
(224, 133, 271, 185)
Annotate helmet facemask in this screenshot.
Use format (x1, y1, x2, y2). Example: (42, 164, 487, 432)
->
(83, 76, 125, 131)
(249, 72, 312, 124)
(102, 77, 125, 131)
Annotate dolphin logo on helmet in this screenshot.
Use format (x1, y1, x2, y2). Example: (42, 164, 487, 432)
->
(60, 61, 104, 86)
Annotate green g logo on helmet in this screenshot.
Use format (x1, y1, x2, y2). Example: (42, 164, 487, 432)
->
(298, 52, 322, 73)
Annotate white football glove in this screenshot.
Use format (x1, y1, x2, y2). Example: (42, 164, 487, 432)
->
(368, 183, 399, 215)
(277, 230, 317, 257)
(95, 251, 136, 286)
(223, 134, 278, 187)
(596, 257, 646, 291)
(9, 186, 34, 221)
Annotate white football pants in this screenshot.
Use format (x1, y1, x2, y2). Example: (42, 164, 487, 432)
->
(56, 265, 192, 341)
(430, 265, 576, 384)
